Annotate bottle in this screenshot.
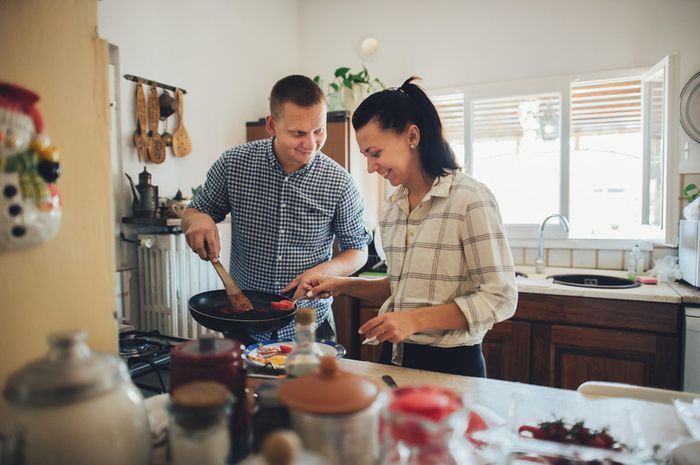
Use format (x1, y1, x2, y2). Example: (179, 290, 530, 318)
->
(285, 308, 320, 378)
(628, 244, 644, 280)
(252, 383, 290, 452)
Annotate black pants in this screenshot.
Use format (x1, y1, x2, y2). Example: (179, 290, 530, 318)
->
(379, 342, 487, 377)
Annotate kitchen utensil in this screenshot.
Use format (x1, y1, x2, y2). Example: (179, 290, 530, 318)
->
(277, 356, 383, 465)
(188, 289, 298, 338)
(170, 335, 250, 462)
(1, 330, 151, 465)
(210, 257, 254, 311)
(125, 167, 158, 217)
(147, 83, 166, 164)
(172, 88, 192, 157)
(382, 375, 398, 388)
(159, 89, 177, 120)
(133, 80, 149, 162)
(161, 117, 173, 147)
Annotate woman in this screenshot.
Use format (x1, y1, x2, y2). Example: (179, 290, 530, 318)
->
(307, 77, 517, 377)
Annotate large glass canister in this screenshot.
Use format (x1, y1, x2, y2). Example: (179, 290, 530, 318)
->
(168, 381, 233, 465)
(379, 385, 476, 465)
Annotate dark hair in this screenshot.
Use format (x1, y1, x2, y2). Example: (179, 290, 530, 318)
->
(352, 76, 459, 178)
(269, 75, 325, 119)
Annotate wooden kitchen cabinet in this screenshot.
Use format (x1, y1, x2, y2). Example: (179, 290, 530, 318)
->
(482, 320, 531, 383)
(359, 304, 383, 363)
(504, 293, 683, 390)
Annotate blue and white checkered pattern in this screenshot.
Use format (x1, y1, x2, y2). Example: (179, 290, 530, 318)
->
(189, 138, 371, 341)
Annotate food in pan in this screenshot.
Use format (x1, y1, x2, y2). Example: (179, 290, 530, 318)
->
(270, 300, 295, 310)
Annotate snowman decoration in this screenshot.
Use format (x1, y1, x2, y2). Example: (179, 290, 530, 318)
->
(0, 82, 61, 251)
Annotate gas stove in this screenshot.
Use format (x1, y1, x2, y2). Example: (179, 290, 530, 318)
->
(119, 330, 189, 396)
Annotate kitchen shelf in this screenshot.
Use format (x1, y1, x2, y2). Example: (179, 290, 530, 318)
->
(122, 216, 181, 228)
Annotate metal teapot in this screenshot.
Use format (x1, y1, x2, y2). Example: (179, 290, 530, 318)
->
(125, 167, 158, 218)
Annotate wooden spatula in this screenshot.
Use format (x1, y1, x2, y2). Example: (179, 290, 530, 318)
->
(210, 258, 253, 312)
(133, 80, 149, 162)
(147, 83, 166, 164)
(172, 88, 192, 157)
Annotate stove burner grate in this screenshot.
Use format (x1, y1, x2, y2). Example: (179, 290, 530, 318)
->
(119, 339, 151, 357)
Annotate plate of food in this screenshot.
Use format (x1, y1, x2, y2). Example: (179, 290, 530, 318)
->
(243, 339, 346, 369)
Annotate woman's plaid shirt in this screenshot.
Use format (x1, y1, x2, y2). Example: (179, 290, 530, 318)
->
(379, 170, 517, 358)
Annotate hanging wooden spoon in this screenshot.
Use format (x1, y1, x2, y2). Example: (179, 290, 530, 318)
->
(133, 80, 149, 162)
(172, 88, 192, 157)
(147, 83, 166, 164)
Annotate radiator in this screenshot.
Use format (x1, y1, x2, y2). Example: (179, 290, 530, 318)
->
(137, 233, 220, 338)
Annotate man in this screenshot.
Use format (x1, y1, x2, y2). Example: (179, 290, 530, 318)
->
(182, 74, 371, 342)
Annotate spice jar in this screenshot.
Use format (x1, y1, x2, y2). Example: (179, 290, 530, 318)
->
(168, 381, 233, 465)
(379, 385, 475, 465)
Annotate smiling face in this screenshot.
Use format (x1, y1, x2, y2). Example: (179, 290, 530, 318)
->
(266, 101, 327, 173)
(355, 118, 422, 187)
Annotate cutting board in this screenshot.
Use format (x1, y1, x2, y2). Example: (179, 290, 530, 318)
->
(172, 89, 192, 157)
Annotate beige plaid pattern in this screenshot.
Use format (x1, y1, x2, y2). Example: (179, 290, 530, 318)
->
(379, 170, 518, 356)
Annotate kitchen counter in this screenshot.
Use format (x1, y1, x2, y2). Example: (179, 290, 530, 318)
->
(515, 266, 683, 303)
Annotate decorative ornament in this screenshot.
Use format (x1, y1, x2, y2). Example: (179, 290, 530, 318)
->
(0, 82, 61, 251)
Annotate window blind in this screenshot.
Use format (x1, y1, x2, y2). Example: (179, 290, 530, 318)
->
(431, 91, 464, 145)
(570, 78, 641, 135)
(472, 93, 560, 140)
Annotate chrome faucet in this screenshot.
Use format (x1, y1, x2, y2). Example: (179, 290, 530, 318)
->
(535, 214, 570, 274)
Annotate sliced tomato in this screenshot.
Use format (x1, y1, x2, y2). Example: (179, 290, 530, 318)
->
(270, 300, 294, 310)
(279, 344, 293, 353)
(467, 411, 488, 434)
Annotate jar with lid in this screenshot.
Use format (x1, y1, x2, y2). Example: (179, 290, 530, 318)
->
(379, 385, 476, 465)
(278, 355, 383, 465)
(0, 330, 151, 465)
(252, 382, 290, 452)
(171, 334, 251, 461)
(168, 381, 233, 465)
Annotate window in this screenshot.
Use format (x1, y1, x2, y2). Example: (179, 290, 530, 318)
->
(472, 93, 561, 224)
(431, 90, 465, 167)
(455, 56, 678, 245)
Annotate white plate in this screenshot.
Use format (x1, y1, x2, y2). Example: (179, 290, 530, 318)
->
(243, 340, 345, 368)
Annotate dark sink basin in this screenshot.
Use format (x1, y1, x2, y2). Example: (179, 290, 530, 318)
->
(547, 274, 640, 289)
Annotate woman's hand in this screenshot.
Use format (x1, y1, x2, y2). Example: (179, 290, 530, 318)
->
(304, 275, 349, 300)
(359, 311, 419, 344)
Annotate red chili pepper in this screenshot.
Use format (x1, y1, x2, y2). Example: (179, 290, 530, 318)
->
(270, 300, 294, 310)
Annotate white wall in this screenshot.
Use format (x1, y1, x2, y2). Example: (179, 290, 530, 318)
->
(98, 0, 300, 212)
(298, 0, 700, 166)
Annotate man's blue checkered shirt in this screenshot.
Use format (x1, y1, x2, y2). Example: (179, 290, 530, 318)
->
(189, 138, 371, 341)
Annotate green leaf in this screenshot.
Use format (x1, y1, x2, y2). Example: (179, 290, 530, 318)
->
(330, 83, 339, 92)
(313, 75, 321, 84)
(343, 78, 353, 89)
(334, 67, 350, 78)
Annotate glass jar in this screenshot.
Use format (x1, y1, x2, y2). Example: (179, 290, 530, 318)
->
(379, 385, 475, 465)
(285, 308, 320, 378)
(168, 381, 233, 465)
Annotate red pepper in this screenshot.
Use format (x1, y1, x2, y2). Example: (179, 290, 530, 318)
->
(270, 300, 294, 310)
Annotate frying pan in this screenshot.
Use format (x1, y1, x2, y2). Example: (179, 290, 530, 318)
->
(189, 289, 297, 338)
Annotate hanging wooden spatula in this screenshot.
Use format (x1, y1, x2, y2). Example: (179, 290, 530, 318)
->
(172, 88, 192, 157)
(133, 80, 149, 162)
(147, 83, 166, 164)
(210, 258, 253, 312)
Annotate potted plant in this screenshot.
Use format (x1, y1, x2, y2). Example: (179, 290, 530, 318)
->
(328, 66, 385, 111)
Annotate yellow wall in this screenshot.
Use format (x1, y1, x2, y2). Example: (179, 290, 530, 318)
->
(0, 0, 117, 389)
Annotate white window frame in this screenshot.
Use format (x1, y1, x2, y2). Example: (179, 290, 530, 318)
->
(431, 62, 678, 251)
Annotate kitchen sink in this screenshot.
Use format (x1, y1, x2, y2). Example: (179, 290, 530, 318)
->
(547, 274, 640, 289)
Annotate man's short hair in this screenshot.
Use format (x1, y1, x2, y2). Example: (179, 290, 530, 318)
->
(269, 75, 325, 119)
